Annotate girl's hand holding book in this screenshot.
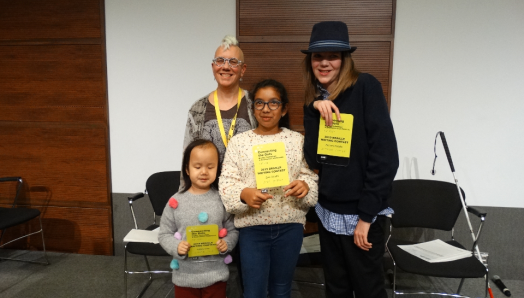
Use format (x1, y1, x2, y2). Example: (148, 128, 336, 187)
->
(283, 180, 309, 199)
(177, 241, 191, 256)
(216, 239, 228, 253)
(240, 188, 273, 209)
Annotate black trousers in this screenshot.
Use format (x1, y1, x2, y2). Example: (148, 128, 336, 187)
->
(318, 217, 387, 298)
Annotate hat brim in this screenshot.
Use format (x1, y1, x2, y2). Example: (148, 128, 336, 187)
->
(301, 47, 357, 54)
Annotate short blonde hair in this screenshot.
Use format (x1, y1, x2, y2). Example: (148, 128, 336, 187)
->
(220, 35, 239, 50)
(302, 51, 360, 105)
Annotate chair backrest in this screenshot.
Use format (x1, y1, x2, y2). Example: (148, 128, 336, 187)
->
(145, 171, 181, 217)
(0, 177, 23, 208)
(389, 179, 464, 231)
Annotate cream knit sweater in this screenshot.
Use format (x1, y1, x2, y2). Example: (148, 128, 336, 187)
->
(219, 128, 318, 228)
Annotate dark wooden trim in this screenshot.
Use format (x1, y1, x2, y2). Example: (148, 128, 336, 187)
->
(239, 35, 394, 43)
(99, 0, 114, 254)
(0, 38, 102, 46)
(392, 0, 397, 39)
(236, 0, 240, 38)
(0, 107, 106, 122)
(387, 0, 397, 111)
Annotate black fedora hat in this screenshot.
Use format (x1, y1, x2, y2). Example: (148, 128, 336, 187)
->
(301, 21, 356, 54)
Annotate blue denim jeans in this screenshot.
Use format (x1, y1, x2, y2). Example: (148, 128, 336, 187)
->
(239, 223, 303, 298)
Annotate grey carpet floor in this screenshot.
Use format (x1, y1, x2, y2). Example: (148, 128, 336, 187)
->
(0, 249, 522, 298)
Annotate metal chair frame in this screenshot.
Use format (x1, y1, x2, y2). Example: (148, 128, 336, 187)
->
(0, 177, 49, 265)
(123, 171, 180, 298)
(386, 180, 488, 298)
(124, 192, 171, 298)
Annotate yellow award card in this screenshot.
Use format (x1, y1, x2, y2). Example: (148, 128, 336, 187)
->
(252, 142, 290, 189)
(186, 224, 219, 258)
(317, 113, 354, 158)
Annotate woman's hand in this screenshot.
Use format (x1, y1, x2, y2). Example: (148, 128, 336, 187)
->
(283, 180, 309, 199)
(354, 219, 372, 251)
(177, 241, 191, 255)
(216, 239, 228, 253)
(313, 100, 341, 127)
(240, 188, 273, 209)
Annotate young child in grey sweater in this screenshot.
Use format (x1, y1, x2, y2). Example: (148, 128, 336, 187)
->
(159, 139, 238, 298)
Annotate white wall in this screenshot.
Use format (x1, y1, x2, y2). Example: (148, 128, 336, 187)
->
(105, 0, 236, 192)
(391, 0, 524, 207)
(106, 0, 524, 208)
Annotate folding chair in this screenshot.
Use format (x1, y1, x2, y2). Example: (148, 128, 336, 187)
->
(0, 177, 49, 265)
(386, 179, 488, 297)
(124, 171, 180, 298)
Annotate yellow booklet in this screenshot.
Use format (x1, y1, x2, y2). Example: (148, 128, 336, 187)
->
(252, 142, 290, 189)
(317, 113, 353, 158)
(186, 224, 219, 257)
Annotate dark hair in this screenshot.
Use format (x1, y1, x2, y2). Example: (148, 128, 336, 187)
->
(180, 139, 221, 193)
(249, 79, 291, 129)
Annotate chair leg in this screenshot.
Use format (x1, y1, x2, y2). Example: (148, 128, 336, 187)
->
(457, 277, 465, 294)
(38, 215, 49, 265)
(123, 249, 154, 298)
(0, 215, 49, 265)
(124, 247, 128, 298)
(163, 285, 174, 298)
(392, 266, 397, 297)
(136, 255, 154, 298)
(485, 275, 489, 298)
(124, 247, 171, 298)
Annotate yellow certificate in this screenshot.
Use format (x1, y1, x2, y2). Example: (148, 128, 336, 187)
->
(317, 113, 353, 158)
(186, 224, 219, 257)
(252, 142, 290, 189)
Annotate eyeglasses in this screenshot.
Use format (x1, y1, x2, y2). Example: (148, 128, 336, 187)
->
(212, 57, 242, 68)
(254, 99, 282, 110)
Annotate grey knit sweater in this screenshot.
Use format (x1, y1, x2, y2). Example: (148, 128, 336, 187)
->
(158, 188, 238, 288)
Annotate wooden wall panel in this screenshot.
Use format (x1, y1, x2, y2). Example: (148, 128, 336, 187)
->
(0, 45, 105, 108)
(240, 41, 392, 127)
(0, 0, 101, 40)
(238, 0, 396, 132)
(0, 204, 112, 255)
(239, 0, 393, 38)
(0, 0, 111, 255)
(0, 122, 109, 207)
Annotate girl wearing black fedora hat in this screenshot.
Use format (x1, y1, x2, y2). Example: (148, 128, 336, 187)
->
(302, 21, 399, 298)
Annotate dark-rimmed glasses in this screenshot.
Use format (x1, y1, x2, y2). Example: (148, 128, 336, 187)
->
(254, 99, 282, 110)
(212, 57, 242, 68)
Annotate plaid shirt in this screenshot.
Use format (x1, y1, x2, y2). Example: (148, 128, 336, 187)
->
(314, 83, 393, 236)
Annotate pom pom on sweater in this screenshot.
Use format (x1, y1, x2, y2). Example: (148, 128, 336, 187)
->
(174, 232, 182, 240)
(224, 254, 233, 264)
(219, 228, 227, 238)
(198, 212, 208, 223)
(170, 259, 179, 270)
(168, 197, 178, 209)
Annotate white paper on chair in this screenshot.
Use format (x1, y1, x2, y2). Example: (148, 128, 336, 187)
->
(300, 234, 321, 254)
(398, 239, 472, 263)
(123, 229, 159, 244)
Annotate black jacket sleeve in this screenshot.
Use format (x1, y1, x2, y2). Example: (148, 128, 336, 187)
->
(303, 102, 321, 171)
(357, 76, 399, 222)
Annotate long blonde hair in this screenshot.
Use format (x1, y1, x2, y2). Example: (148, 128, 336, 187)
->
(302, 51, 360, 105)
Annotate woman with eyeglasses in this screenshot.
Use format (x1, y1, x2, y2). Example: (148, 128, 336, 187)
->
(182, 35, 257, 183)
(302, 21, 398, 298)
(219, 79, 318, 298)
